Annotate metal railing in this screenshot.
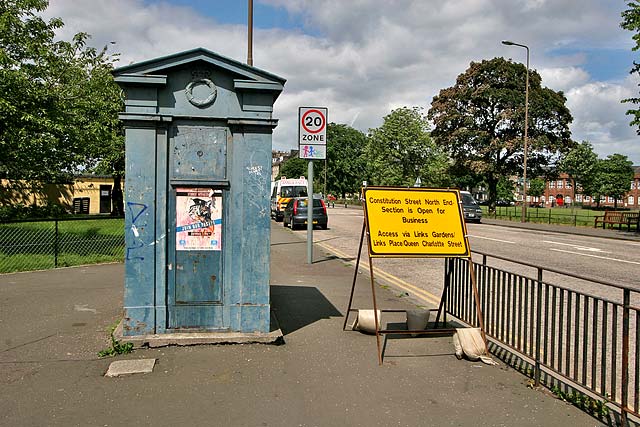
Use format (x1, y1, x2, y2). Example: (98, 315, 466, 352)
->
(444, 252, 638, 425)
(488, 206, 602, 226)
(0, 217, 125, 273)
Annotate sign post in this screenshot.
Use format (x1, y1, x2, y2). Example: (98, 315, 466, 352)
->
(298, 107, 328, 264)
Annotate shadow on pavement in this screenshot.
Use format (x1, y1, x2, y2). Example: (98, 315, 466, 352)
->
(270, 284, 342, 335)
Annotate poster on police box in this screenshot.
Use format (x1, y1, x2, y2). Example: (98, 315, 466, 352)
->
(175, 188, 222, 251)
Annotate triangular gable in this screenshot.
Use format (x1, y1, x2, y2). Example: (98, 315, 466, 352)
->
(113, 47, 285, 86)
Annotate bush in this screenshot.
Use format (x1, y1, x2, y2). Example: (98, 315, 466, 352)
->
(0, 203, 68, 221)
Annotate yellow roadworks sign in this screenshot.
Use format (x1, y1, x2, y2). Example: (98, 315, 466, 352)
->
(363, 187, 469, 258)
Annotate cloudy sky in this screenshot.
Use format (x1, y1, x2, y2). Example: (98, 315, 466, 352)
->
(42, 0, 640, 164)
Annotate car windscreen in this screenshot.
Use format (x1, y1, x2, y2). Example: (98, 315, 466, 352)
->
(295, 199, 322, 208)
(462, 193, 477, 205)
(281, 186, 308, 198)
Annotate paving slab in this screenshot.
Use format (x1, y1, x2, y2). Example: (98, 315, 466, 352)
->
(105, 358, 156, 377)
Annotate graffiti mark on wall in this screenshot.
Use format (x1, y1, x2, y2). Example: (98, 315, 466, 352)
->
(126, 201, 148, 261)
(245, 155, 269, 218)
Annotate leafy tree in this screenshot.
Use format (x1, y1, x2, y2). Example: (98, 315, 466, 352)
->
(276, 156, 307, 181)
(496, 177, 516, 203)
(313, 123, 367, 198)
(528, 178, 546, 200)
(598, 154, 634, 208)
(559, 141, 598, 207)
(366, 106, 449, 187)
(0, 0, 124, 213)
(428, 57, 573, 212)
(621, 1, 640, 132)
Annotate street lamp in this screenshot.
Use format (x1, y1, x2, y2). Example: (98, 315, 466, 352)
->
(502, 40, 529, 223)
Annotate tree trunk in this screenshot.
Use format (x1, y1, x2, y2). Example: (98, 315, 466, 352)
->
(111, 175, 124, 216)
(487, 174, 498, 213)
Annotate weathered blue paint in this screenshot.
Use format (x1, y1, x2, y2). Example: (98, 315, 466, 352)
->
(114, 48, 285, 335)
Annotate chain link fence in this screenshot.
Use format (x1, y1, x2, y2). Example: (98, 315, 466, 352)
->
(0, 217, 125, 274)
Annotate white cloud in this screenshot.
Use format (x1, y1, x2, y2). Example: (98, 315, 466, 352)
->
(566, 77, 640, 162)
(40, 0, 640, 163)
(539, 67, 590, 92)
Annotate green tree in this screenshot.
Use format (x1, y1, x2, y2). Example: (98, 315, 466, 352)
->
(559, 141, 598, 207)
(528, 178, 546, 200)
(312, 123, 367, 198)
(276, 156, 307, 181)
(428, 57, 573, 212)
(496, 177, 516, 203)
(598, 154, 634, 208)
(621, 1, 640, 132)
(366, 106, 449, 187)
(0, 0, 124, 213)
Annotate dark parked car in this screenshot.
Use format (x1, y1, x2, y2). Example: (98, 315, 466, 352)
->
(461, 191, 482, 223)
(283, 197, 328, 230)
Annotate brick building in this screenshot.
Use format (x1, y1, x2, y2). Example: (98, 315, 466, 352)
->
(530, 166, 640, 208)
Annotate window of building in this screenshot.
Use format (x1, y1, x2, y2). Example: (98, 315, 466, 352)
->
(584, 195, 590, 202)
(630, 196, 636, 205)
(558, 180, 564, 189)
(549, 181, 556, 189)
(631, 181, 636, 190)
(576, 194, 583, 202)
(607, 196, 614, 203)
(566, 179, 572, 189)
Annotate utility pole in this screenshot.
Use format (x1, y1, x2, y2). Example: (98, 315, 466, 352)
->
(247, 0, 253, 66)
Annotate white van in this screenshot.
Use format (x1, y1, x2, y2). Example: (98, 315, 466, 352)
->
(270, 177, 308, 221)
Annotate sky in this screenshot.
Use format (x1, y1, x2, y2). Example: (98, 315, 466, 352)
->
(42, 0, 640, 164)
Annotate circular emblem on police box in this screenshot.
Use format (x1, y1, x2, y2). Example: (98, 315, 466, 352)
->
(185, 78, 217, 107)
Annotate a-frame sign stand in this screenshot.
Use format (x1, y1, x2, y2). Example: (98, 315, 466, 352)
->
(343, 186, 488, 365)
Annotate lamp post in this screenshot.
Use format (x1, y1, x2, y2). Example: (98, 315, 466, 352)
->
(502, 40, 529, 223)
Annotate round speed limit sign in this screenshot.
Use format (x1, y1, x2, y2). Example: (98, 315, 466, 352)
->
(301, 109, 326, 134)
(299, 107, 328, 143)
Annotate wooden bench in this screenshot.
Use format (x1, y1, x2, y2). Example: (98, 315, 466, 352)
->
(594, 211, 640, 231)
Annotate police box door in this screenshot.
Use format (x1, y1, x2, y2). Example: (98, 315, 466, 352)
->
(168, 187, 225, 329)
(166, 123, 228, 330)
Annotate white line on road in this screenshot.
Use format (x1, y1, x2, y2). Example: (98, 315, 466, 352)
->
(549, 248, 640, 265)
(543, 240, 610, 253)
(468, 235, 515, 244)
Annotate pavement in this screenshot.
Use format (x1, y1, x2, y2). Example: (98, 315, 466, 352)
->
(0, 220, 611, 426)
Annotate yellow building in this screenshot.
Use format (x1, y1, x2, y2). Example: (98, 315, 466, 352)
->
(1, 176, 120, 215)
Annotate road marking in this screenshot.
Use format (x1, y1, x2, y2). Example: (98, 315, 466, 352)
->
(468, 235, 515, 244)
(316, 241, 441, 305)
(543, 240, 610, 253)
(549, 248, 640, 265)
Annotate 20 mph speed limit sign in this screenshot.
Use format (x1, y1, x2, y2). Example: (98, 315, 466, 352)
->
(299, 107, 327, 160)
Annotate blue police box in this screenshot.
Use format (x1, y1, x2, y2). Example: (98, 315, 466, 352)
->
(113, 48, 285, 336)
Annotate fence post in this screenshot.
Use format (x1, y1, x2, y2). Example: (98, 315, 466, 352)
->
(535, 267, 543, 387)
(621, 289, 630, 427)
(548, 209, 552, 224)
(54, 218, 59, 268)
(573, 214, 577, 227)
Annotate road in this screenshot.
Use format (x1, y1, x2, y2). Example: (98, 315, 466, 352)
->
(277, 206, 640, 308)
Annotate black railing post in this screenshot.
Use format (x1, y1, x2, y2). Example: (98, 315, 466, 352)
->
(621, 288, 630, 427)
(535, 267, 543, 386)
(54, 218, 59, 268)
(548, 210, 552, 224)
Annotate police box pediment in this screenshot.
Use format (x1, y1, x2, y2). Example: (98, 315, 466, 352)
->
(113, 47, 285, 96)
